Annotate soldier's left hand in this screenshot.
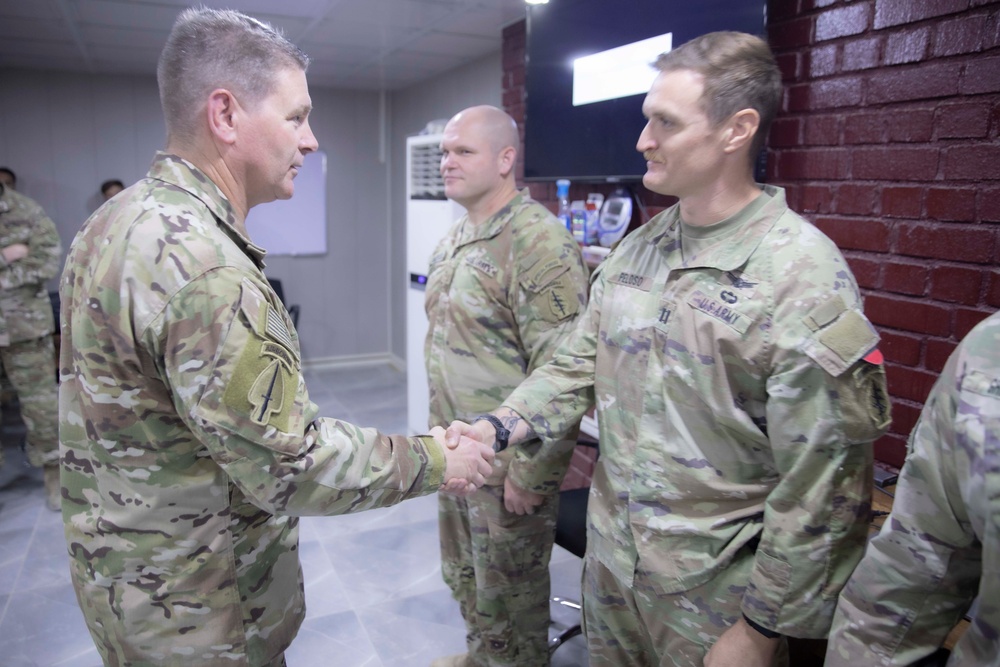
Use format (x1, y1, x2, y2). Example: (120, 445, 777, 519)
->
(502, 476, 544, 515)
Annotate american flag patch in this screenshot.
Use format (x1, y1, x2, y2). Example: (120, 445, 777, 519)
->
(266, 305, 295, 350)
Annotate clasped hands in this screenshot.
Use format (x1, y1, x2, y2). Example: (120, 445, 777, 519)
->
(1, 243, 29, 263)
(432, 420, 545, 515)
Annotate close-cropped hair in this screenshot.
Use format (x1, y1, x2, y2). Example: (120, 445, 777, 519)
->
(157, 7, 309, 143)
(0, 167, 16, 187)
(655, 31, 782, 161)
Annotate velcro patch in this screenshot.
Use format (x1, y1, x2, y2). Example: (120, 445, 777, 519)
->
(465, 253, 498, 279)
(263, 341, 296, 372)
(530, 258, 568, 287)
(804, 294, 847, 332)
(222, 282, 299, 433)
(688, 290, 749, 334)
(266, 306, 296, 351)
(818, 309, 877, 366)
(249, 360, 286, 425)
(542, 281, 578, 322)
(610, 271, 652, 291)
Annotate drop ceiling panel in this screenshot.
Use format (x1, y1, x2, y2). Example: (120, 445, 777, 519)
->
(0, 0, 526, 91)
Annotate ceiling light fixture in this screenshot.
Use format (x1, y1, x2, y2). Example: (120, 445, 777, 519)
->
(525, 0, 549, 5)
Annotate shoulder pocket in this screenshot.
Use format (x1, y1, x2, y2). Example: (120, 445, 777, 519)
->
(802, 300, 891, 442)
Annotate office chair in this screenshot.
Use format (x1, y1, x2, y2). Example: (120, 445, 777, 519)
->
(549, 440, 597, 655)
(266, 278, 300, 329)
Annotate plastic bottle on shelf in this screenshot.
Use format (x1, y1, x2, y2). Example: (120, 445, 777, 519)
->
(570, 200, 587, 245)
(555, 179, 571, 231)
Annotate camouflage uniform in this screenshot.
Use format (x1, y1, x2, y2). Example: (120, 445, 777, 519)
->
(826, 310, 1000, 667)
(0, 184, 61, 469)
(59, 153, 449, 667)
(425, 191, 588, 666)
(502, 186, 891, 665)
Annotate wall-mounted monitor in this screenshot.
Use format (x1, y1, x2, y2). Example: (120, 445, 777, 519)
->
(523, 0, 767, 183)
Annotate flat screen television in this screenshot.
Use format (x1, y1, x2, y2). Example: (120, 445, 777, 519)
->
(523, 0, 768, 183)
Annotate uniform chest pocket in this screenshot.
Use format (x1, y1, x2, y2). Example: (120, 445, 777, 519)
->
(425, 257, 456, 314)
(602, 272, 656, 351)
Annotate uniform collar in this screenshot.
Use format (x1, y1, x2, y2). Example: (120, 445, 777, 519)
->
(457, 189, 527, 246)
(655, 185, 787, 272)
(147, 152, 268, 268)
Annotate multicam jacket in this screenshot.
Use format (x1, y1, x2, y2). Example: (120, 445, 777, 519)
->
(59, 153, 446, 666)
(503, 186, 891, 637)
(826, 310, 1000, 666)
(0, 184, 62, 346)
(424, 191, 588, 493)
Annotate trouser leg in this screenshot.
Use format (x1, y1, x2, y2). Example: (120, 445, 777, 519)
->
(440, 483, 559, 667)
(584, 548, 788, 667)
(469, 483, 557, 667)
(440, 491, 486, 665)
(0, 336, 59, 468)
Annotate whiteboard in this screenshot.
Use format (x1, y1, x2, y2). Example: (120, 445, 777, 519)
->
(245, 150, 327, 256)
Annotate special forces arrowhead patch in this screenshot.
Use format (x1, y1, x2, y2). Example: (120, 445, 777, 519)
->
(222, 281, 300, 433)
(545, 281, 578, 322)
(249, 359, 285, 425)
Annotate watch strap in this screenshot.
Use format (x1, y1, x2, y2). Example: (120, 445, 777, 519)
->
(743, 614, 781, 639)
(473, 414, 510, 452)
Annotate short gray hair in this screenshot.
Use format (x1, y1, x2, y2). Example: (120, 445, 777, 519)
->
(157, 7, 309, 144)
(655, 31, 782, 162)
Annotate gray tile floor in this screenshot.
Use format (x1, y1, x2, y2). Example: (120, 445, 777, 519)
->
(0, 364, 589, 667)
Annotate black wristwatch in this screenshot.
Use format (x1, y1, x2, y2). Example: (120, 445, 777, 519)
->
(473, 415, 510, 452)
(743, 614, 781, 639)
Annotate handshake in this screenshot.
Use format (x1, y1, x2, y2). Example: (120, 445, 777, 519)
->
(430, 418, 500, 497)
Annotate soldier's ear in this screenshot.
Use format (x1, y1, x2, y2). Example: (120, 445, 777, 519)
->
(206, 88, 239, 145)
(497, 145, 516, 178)
(722, 108, 759, 155)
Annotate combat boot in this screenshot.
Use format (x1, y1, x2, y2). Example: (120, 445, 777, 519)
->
(43, 464, 60, 511)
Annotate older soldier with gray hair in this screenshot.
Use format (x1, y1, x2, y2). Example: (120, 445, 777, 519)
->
(58, 8, 494, 666)
(826, 310, 1000, 667)
(447, 31, 891, 666)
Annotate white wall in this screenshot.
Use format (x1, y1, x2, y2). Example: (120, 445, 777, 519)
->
(386, 53, 502, 360)
(0, 68, 390, 364)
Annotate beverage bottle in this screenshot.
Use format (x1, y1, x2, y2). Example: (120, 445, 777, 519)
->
(555, 179, 571, 231)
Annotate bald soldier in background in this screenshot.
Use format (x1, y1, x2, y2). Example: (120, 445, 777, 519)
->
(58, 9, 493, 666)
(826, 310, 1000, 666)
(427, 106, 588, 667)
(0, 176, 61, 510)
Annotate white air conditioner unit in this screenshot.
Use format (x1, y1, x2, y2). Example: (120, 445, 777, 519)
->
(406, 134, 463, 435)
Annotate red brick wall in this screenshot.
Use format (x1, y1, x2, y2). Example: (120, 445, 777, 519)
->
(768, 0, 1000, 467)
(503, 0, 1000, 472)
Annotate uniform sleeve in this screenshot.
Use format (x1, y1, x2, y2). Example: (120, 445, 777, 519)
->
(154, 268, 446, 516)
(741, 290, 890, 638)
(0, 201, 62, 290)
(825, 341, 989, 666)
(503, 261, 603, 467)
(506, 228, 591, 492)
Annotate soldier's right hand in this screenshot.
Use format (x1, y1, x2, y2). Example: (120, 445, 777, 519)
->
(444, 419, 496, 450)
(432, 426, 494, 496)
